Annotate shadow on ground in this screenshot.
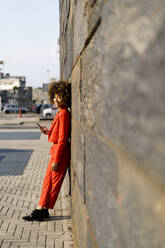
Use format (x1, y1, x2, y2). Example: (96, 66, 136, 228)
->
(48, 216, 71, 221)
(36, 216, 71, 222)
(0, 132, 41, 140)
(0, 149, 33, 176)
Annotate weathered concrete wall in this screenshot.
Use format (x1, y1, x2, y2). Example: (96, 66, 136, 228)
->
(59, 1, 165, 247)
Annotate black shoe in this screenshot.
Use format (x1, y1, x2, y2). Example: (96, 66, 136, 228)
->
(40, 209, 49, 218)
(22, 209, 49, 221)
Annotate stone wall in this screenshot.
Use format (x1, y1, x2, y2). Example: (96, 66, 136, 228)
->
(59, 1, 165, 247)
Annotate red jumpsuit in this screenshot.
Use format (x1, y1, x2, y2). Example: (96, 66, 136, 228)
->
(38, 107, 70, 209)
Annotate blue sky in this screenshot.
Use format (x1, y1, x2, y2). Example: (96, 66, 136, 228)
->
(0, 0, 60, 88)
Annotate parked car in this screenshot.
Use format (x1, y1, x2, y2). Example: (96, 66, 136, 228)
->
(3, 104, 28, 114)
(43, 107, 58, 118)
(42, 104, 52, 110)
(43, 108, 52, 117)
(36, 104, 42, 114)
(36, 104, 52, 114)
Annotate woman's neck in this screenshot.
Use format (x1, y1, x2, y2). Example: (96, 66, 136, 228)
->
(58, 107, 66, 111)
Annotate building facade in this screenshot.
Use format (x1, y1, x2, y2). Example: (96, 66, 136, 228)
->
(0, 74, 32, 111)
(32, 84, 50, 104)
(16, 87, 32, 111)
(0, 75, 26, 90)
(59, 1, 165, 247)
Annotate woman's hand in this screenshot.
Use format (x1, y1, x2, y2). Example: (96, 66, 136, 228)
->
(40, 126, 49, 135)
(52, 162, 59, 171)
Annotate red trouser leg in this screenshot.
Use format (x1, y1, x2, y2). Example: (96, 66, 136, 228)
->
(47, 168, 67, 209)
(38, 157, 53, 208)
(38, 156, 68, 209)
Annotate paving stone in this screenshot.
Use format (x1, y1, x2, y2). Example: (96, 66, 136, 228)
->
(46, 237, 55, 248)
(1, 242, 11, 248)
(0, 123, 74, 247)
(63, 241, 74, 248)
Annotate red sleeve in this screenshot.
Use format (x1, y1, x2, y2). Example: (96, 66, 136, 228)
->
(53, 110, 69, 163)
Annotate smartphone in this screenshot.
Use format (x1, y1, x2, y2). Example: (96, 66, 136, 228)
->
(36, 122, 42, 128)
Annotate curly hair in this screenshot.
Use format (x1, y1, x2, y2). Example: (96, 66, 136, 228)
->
(48, 80, 71, 108)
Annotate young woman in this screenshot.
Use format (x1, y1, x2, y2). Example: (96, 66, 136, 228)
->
(23, 81, 71, 221)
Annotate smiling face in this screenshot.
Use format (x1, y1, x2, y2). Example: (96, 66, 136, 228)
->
(53, 94, 62, 108)
(48, 81, 71, 108)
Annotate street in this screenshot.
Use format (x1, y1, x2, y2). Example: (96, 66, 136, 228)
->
(0, 113, 74, 248)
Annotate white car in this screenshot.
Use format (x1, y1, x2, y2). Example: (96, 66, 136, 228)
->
(3, 104, 28, 114)
(43, 107, 58, 118)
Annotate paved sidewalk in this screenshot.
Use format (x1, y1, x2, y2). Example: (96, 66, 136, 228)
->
(0, 113, 40, 126)
(0, 123, 74, 247)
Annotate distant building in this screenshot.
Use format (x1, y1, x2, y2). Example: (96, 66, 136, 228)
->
(32, 83, 50, 104)
(32, 88, 43, 104)
(0, 90, 13, 105)
(16, 87, 32, 111)
(0, 73, 4, 79)
(43, 83, 49, 92)
(0, 75, 26, 90)
(0, 74, 32, 111)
